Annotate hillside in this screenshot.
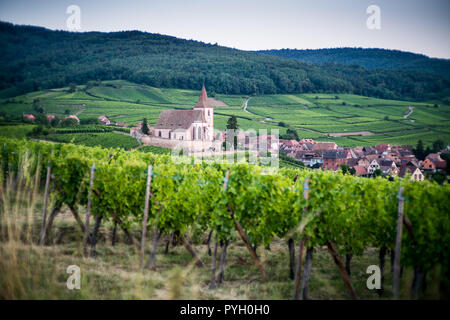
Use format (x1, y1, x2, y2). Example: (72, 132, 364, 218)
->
(1, 22, 449, 102)
(1, 81, 449, 147)
(257, 48, 450, 79)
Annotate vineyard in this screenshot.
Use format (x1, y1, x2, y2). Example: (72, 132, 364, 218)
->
(0, 137, 449, 299)
(2, 80, 450, 148)
(41, 132, 140, 150)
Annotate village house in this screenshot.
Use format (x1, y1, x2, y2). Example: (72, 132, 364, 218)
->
(399, 165, 424, 181)
(379, 159, 399, 175)
(65, 115, 80, 123)
(312, 142, 337, 152)
(323, 150, 347, 170)
(357, 157, 371, 169)
(299, 138, 316, 144)
(279, 139, 301, 153)
(23, 113, 35, 121)
(421, 153, 446, 171)
(353, 165, 368, 176)
(98, 115, 111, 125)
(367, 159, 381, 174)
(375, 143, 391, 154)
(362, 146, 377, 155)
(293, 151, 323, 167)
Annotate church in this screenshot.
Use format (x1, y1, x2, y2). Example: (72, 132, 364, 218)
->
(154, 85, 214, 142)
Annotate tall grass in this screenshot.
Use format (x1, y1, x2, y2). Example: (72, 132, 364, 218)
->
(0, 152, 203, 299)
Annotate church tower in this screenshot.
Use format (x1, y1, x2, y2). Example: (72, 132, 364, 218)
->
(193, 84, 214, 141)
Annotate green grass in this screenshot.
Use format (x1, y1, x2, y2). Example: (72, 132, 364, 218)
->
(2, 205, 443, 300)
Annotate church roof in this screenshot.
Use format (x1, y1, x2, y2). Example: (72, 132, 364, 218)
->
(194, 84, 213, 109)
(154, 109, 205, 130)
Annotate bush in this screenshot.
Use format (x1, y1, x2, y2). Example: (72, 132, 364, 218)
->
(60, 118, 79, 127)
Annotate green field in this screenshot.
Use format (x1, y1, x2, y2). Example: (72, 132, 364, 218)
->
(1, 80, 449, 147)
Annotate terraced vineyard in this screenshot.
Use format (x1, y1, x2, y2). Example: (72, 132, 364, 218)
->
(1, 80, 449, 147)
(42, 132, 141, 150)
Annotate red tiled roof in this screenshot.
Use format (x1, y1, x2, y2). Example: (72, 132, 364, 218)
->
(353, 165, 367, 175)
(312, 142, 337, 151)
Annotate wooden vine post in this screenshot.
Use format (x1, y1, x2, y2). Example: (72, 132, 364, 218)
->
(140, 165, 153, 269)
(326, 240, 358, 299)
(393, 186, 405, 299)
(224, 170, 268, 281)
(83, 163, 95, 258)
(293, 177, 309, 300)
(38, 161, 52, 245)
(209, 240, 218, 289)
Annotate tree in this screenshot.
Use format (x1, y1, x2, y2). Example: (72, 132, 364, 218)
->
(429, 171, 446, 185)
(440, 153, 450, 175)
(226, 116, 239, 149)
(141, 118, 149, 135)
(50, 117, 60, 127)
(425, 146, 432, 158)
(68, 83, 76, 93)
(226, 115, 238, 130)
(281, 128, 299, 141)
(372, 168, 383, 177)
(35, 114, 50, 127)
(60, 117, 79, 127)
(413, 140, 425, 161)
(65, 109, 71, 115)
(384, 116, 389, 121)
(340, 164, 355, 175)
(432, 139, 444, 153)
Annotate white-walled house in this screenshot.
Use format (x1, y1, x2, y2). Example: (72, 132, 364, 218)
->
(367, 159, 381, 174)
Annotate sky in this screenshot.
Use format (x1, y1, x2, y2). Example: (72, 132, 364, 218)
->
(0, 0, 449, 59)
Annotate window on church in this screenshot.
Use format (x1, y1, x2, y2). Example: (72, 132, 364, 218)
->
(193, 127, 196, 140)
(158, 131, 161, 137)
(208, 110, 210, 116)
(174, 133, 176, 139)
(198, 127, 202, 140)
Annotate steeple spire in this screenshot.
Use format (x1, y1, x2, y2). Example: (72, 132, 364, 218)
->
(194, 84, 212, 109)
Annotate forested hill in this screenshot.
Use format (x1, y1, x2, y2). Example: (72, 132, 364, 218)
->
(257, 48, 450, 79)
(1, 21, 449, 101)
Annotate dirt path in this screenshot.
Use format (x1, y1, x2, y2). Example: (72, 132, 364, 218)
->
(75, 105, 86, 116)
(112, 130, 131, 136)
(243, 97, 252, 113)
(404, 106, 414, 118)
(131, 144, 145, 150)
(328, 131, 374, 137)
